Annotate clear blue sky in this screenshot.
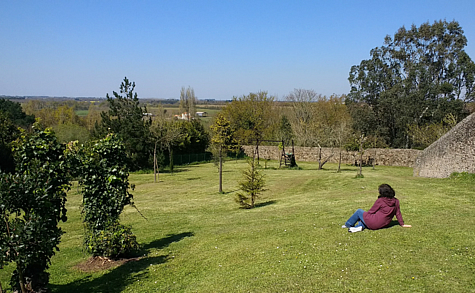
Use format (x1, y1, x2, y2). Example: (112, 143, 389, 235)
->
(2, 1, 475, 100)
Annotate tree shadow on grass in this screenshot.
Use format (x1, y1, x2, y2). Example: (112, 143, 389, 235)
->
(237, 200, 277, 209)
(335, 168, 358, 172)
(50, 255, 167, 293)
(49, 232, 194, 293)
(158, 167, 190, 174)
(220, 189, 239, 195)
(140, 232, 194, 254)
(254, 200, 277, 208)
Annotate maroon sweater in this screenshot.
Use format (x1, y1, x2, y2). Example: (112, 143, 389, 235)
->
(363, 197, 404, 230)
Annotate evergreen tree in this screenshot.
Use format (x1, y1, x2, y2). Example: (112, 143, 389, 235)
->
(0, 98, 35, 129)
(0, 99, 35, 173)
(94, 77, 152, 170)
(235, 158, 266, 209)
(278, 115, 294, 144)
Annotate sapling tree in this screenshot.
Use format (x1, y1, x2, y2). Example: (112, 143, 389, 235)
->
(356, 134, 366, 178)
(210, 113, 235, 193)
(0, 126, 69, 293)
(235, 158, 266, 209)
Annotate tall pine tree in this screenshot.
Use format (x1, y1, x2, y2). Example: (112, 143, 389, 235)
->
(94, 77, 152, 170)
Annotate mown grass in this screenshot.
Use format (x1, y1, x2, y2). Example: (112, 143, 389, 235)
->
(1, 160, 474, 292)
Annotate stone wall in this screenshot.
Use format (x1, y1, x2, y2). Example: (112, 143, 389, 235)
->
(413, 112, 475, 178)
(241, 145, 421, 167)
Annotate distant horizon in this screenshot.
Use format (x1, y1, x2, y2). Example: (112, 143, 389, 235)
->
(0, 94, 229, 102)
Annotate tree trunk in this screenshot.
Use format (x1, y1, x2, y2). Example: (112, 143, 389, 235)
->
(255, 140, 260, 165)
(250, 160, 255, 208)
(318, 145, 333, 169)
(358, 137, 363, 177)
(18, 265, 27, 293)
(219, 148, 223, 193)
(154, 142, 157, 183)
(318, 145, 323, 169)
(169, 147, 174, 174)
(372, 149, 376, 170)
(337, 148, 342, 173)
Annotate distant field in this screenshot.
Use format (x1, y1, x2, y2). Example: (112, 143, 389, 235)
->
(75, 110, 89, 117)
(1, 161, 473, 292)
(147, 105, 224, 128)
(74, 104, 223, 129)
(146, 105, 223, 116)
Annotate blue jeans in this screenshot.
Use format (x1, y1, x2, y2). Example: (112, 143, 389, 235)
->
(345, 209, 367, 229)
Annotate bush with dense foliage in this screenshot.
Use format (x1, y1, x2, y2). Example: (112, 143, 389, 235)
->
(75, 134, 139, 258)
(0, 126, 69, 293)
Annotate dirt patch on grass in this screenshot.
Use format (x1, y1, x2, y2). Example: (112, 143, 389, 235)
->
(74, 256, 141, 272)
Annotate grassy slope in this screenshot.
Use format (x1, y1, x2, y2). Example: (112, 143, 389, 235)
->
(1, 161, 474, 292)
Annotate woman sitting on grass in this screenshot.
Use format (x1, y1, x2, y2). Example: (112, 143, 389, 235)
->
(343, 183, 412, 233)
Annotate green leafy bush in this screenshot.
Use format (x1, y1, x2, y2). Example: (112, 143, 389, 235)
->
(0, 126, 70, 292)
(85, 221, 139, 258)
(74, 133, 139, 258)
(450, 172, 475, 181)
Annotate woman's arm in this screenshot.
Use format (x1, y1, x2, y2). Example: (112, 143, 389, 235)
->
(395, 200, 405, 226)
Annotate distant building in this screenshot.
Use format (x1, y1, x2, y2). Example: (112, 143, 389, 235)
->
(174, 112, 207, 120)
(175, 112, 190, 120)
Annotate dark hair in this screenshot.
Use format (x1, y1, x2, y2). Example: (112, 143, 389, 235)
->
(378, 184, 395, 198)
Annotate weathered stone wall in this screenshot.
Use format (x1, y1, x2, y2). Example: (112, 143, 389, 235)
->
(241, 145, 421, 167)
(413, 112, 475, 178)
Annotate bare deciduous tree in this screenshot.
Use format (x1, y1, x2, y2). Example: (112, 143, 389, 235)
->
(179, 86, 197, 121)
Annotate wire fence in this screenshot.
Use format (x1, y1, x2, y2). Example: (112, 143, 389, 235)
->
(172, 152, 213, 165)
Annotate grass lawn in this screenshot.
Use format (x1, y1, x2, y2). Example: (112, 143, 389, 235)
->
(1, 160, 474, 292)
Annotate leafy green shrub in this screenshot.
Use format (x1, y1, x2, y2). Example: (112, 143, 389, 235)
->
(85, 221, 139, 258)
(449, 172, 475, 181)
(74, 133, 139, 258)
(0, 126, 70, 292)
